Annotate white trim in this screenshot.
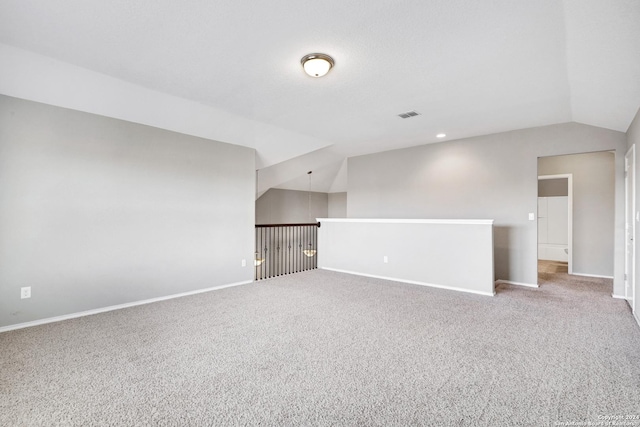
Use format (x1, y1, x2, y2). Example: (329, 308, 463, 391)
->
(571, 272, 614, 279)
(625, 144, 636, 313)
(0, 280, 253, 334)
(495, 279, 539, 288)
(634, 312, 640, 329)
(612, 293, 630, 300)
(538, 173, 573, 274)
(321, 267, 495, 297)
(538, 174, 572, 180)
(316, 218, 494, 225)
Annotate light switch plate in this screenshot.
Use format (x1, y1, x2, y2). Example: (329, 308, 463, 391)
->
(528, 212, 535, 221)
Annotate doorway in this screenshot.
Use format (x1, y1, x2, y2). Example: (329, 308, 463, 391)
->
(537, 152, 616, 281)
(538, 174, 572, 274)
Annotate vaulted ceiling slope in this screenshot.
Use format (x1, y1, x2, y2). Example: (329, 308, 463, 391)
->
(0, 0, 638, 193)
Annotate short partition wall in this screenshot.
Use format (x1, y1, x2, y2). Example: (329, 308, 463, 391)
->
(317, 218, 495, 296)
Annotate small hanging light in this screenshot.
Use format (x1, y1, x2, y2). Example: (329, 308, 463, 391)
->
(303, 170, 317, 257)
(254, 169, 265, 266)
(254, 251, 265, 266)
(301, 53, 334, 77)
(303, 246, 317, 258)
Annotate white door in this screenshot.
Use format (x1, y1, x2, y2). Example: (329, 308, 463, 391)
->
(625, 146, 635, 310)
(547, 197, 569, 246)
(538, 196, 568, 262)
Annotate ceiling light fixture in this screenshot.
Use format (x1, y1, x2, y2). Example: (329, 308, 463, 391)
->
(301, 53, 334, 77)
(436, 133, 447, 138)
(254, 169, 265, 267)
(303, 171, 317, 257)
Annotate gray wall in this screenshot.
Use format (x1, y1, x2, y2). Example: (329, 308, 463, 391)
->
(256, 188, 327, 224)
(348, 122, 626, 292)
(627, 107, 640, 318)
(538, 178, 568, 197)
(538, 152, 615, 276)
(328, 192, 347, 218)
(0, 95, 255, 328)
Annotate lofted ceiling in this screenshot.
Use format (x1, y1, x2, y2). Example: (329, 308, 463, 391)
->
(0, 0, 639, 194)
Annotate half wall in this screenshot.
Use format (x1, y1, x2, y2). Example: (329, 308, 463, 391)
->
(317, 218, 495, 296)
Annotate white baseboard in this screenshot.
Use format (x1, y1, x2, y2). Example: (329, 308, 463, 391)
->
(612, 293, 629, 300)
(495, 279, 539, 288)
(571, 272, 614, 279)
(320, 267, 495, 297)
(0, 280, 253, 334)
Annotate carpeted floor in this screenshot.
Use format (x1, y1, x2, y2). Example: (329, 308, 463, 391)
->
(1, 268, 639, 426)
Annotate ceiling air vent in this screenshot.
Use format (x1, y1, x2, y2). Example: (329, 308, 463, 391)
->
(398, 110, 421, 119)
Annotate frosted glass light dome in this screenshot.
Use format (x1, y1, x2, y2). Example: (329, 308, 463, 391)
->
(301, 53, 334, 77)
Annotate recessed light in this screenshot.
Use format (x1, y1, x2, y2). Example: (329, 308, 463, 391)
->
(436, 133, 446, 138)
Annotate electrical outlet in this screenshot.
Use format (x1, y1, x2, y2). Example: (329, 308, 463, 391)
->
(241, 259, 247, 267)
(383, 255, 388, 263)
(21, 287, 31, 299)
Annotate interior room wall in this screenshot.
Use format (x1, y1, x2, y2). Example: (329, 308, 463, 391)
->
(538, 152, 615, 277)
(328, 192, 347, 218)
(0, 95, 255, 328)
(348, 122, 626, 292)
(256, 188, 328, 224)
(626, 106, 640, 319)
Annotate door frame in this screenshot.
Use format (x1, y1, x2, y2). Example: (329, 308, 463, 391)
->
(538, 174, 573, 274)
(625, 145, 636, 311)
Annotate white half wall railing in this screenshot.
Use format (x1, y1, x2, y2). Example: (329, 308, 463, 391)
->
(317, 218, 495, 296)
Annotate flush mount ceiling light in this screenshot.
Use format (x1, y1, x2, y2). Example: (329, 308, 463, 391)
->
(436, 133, 447, 138)
(301, 53, 334, 77)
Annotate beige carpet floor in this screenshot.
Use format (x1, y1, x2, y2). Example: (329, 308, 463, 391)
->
(1, 268, 639, 426)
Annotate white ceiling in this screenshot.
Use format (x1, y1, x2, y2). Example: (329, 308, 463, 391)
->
(0, 0, 638, 194)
